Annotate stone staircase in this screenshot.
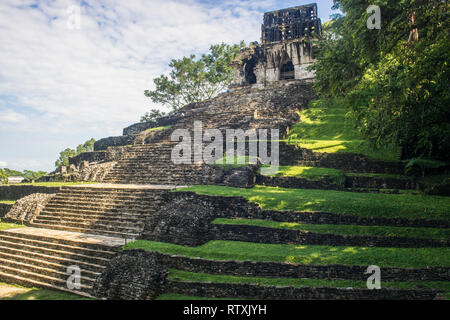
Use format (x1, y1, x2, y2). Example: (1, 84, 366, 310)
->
(102, 142, 216, 185)
(0, 228, 120, 297)
(30, 186, 169, 239)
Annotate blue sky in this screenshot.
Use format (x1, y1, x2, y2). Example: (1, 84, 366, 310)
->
(0, 0, 336, 172)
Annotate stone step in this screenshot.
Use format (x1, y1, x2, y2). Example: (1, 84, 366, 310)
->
(45, 201, 156, 211)
(0, 233, 116, 259)
(0, 246, 107, 273)
(38, 212, 149, 224)
(0, 229, 121, 251)
(32, 218, 143, 234)
(0, 270, 94, 298)
(0, 257, 100, 282)
(34, 216, 144, 229)
(40, 208, 151, 217)
(29, 222, 139, 239)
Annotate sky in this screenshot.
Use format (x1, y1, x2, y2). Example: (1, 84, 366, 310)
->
(0, 0, 336, 172)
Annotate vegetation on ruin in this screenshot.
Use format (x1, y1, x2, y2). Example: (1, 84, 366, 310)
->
(123, 240, 450, 268)
(181, 185, 450, 220)
(286, 98, 401, 161)
(168, 269, 450, 293)
(0, 220, 25, 231)
(55, 138, 96, 168)
(0, 169, 8, 185)
(311, 0, 449, 161)
(0, 200, 15, 204)
(0, 282, 92, 300)
(142, 42, 245, 119)
(212, 218, 450, 240)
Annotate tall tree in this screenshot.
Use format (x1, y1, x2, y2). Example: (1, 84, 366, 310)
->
(144, 42, 245, 113)
(55, 138, 96, 168)
(311, 0, 449, 160)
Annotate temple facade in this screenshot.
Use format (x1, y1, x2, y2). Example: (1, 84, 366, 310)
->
(232, 3, 322, 87)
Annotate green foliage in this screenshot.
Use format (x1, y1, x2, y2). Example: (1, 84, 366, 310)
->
(0, 169, 8, 185)
(312, 0, 450, 160)
(22, 170, 47, 182)
(405, 158, 447, 177)
(55, 138, 96, 168)
(2, 168, 22, 177)
(140, 109, 168, 123)
(144, 42, 245, 112)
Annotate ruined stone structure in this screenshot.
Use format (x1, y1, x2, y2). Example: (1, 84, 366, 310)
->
(0, 3, 447, 301)
(232, 3, 321, 87)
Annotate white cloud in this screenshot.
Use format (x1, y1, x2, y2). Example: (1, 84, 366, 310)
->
(0, 0, 333, 171)
(0, 161, 7, 167)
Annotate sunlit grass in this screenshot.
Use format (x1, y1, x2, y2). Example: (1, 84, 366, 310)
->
(168, 269, 450, 292)
(181, 185, 450, 220)
(0, 282, 92, 300)
(123, 240, 450, 268)
(286, 98, 401, 161)
(213, 218, 450, 240)
(0, 219, 24, 231)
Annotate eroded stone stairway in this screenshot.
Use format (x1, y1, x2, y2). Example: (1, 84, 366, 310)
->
(0, 227, 121, 297)
(0, 185, 177, 297)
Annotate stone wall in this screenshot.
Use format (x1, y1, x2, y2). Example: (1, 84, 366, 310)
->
(93, 249, 168, 300)
(94, 135, 136, 151)
(4, 193, 56, 224)
(96, 250, 445, 300)
(167, 280, 441, 300)
(69, 151, 107, 167)
(0, 203, 12, 218)
(0, 185, 60, 201)
(122, 115, 179, 136)
(149, 251, 450, 282)
(211, 224, 449, 248)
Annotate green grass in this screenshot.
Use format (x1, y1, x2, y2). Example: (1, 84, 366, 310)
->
(213, 218, 450, 240)
(213, 156, 258, 170)
(123, 240, 450, 268)
(181, 185, 450, 220)
(0, 219, 24, 231)
(286, 98, 400, 161)
(169, 269, 450, 292)
(0, 200, 15, 204)
(0, 282, 92, 300)
(144, 126, 172, 133)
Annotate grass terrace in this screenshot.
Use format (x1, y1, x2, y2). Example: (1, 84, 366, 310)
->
(180, 185, 450, 220)
(286, 98, 401, 161)
(124, 240, 450, 268)
(212, 218, 450, 240)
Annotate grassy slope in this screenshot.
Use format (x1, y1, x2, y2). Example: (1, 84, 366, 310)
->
(286, 98, 401, 161)
(181, 185, 450, 220)
(168, 269, 450, 292)
(0, 200, 15, 204)
(0, 282, 91, 300)
(124, 240, 450, 268)
(0, 220, 24, 231)
(213, 218, 450, 240)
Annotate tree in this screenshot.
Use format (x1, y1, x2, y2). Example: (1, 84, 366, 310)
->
(55, 138, 96, 168)
(144, 42, 245, 112)
(311, 0, 449, 160)
(22, 170, 47, 182)
(140, 109, 167, 123)
(0, 169, 8, 185)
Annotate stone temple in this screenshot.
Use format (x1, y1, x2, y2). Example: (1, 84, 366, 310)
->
(231, 3, 322, 87)
(0, 3, 442, 301)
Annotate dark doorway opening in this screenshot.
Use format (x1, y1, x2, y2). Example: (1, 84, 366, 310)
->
(245, 62, 257, 84)
(280, 61, 295, 80)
